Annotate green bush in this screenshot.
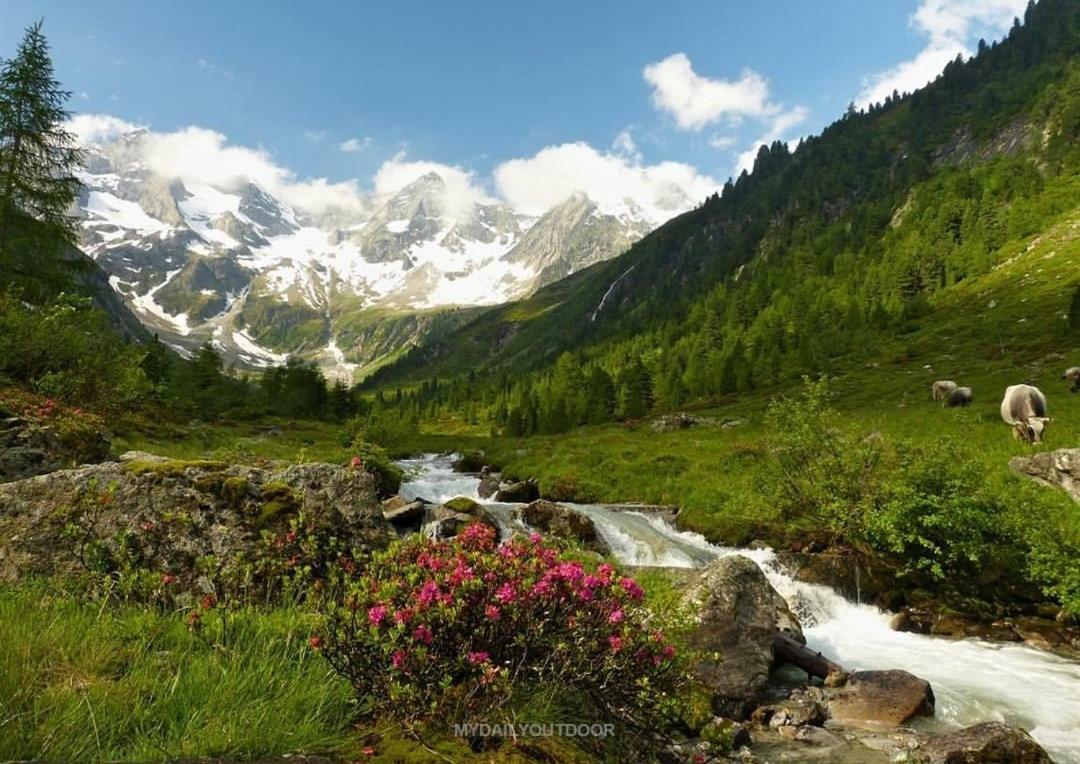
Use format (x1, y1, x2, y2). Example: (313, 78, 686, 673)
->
(763, 378, 884, 537)
(0, 291, 151, 410)
(864, 443, 1001, 580)
(349, 438, 403, 497)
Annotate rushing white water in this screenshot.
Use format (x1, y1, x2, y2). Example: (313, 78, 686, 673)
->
(398, 454, 1080, 762)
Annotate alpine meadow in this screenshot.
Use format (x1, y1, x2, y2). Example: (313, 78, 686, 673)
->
(1, 2, 1079, 763)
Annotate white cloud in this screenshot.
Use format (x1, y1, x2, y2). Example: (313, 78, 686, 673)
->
(67, 113, 142, 144)
(643, 53, 776, 130)
(373, 152, 491, 221)
(304, 130, 328, 143)
(70, 115, 720, 225)
(857, 0, 1026, 107)
(494, 142, 718, 222)
(734, 106, 808, 176)
(69, 116, 365, 215)
(708, 134, 736, 150)
(339, 136, 374, 153)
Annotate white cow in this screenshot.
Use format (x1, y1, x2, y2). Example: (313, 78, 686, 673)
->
(932, 380, 958, 402)
(1000, 384, 1051, 444)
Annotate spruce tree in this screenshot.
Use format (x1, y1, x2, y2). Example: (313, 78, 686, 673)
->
(0, 21, 81, 259)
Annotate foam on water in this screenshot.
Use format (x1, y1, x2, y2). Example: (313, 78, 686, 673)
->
(399, 454, 1080, 762)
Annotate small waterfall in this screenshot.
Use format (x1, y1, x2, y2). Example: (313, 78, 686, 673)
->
(398, 454, 1080, 763)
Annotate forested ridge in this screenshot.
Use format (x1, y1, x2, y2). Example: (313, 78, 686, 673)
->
(362, 0, 1079, 435)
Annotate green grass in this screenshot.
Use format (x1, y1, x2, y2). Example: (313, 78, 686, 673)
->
(112, 417, 352, 465)
(0, 582, 354, 762)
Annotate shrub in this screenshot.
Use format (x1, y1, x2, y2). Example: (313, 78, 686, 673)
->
(863, 443, 1001, 580)
(763, 377, 883, 536)
(348, 439, 402, 497)
(315, 526, 685, 749)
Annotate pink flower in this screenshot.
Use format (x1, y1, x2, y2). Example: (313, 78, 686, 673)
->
(596, 563, 614, 581)
(661, 644, 676, 660)
(418, 580, 441, 607)
(368, 604, 388, 627)
(619, 576, 644, 600)
(495, 582, 517, 603)
(308, 635, 322, 650)
(608, 609, 624, 624)
(161, 573, 176, 585)
(484, 605, 501, 621)
(390, 649, 407, 669)
(412, 624, 433, 645)
(467, 651, 490, 665)
(608, 635, 623, 652)
(532, 579, 553, 597)
(351, 455, 363, 470)
(393, 608, 413, 625)
(528, 532, 543, 545)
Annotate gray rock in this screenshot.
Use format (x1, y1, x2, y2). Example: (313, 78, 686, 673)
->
(682, 555, 803, 717)
(0, 457, 393, 583)
(1009, 448, 1080, 503)
(916, 721, 1051, 763)
(825, 670, 934, 727)
(477, 475, 499, 499)
(516, 499, 609, 554)
(494, 478, 539, 503)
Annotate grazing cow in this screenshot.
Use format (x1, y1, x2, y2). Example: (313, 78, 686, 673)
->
(946, 387, 973, 407)
(931, 380, 958, 402)
(1000, 384, 1051, 444)
(1063, 367, 1080, 394)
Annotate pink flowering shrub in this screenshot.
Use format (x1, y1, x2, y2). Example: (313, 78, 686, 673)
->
(315, 524, 685, 733)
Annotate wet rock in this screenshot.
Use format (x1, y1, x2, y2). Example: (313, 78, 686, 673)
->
(824, 670, 934, 727)
(1009, 448, 1080, 503)
(382, 498, 427, 527)
(916, 721, 1051, 763)
(494, 478, 539, 503)
(425, 499, 500, 539)
(477, 475, 499, 499)
(776, 550, 895, 604)
(682, 555, 803, 718)
(516, 499, 609, 554)
(752, 695, 826, 728)
(775, 724, 841, 746)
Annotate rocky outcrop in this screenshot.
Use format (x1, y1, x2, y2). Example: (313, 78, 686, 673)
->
(916, 722, 1051, 763)
(494, 478, 539, 503)
(824, 670, 934, 727)
(650, 413, 709, 433)
(681, 554, 804, 717)
(0, 456, 392, 583)
(516, 499, 609, 554)
(0, 414, 110, 483)
(381, 496, 427, 530)
(1009, 448, 1080, 503)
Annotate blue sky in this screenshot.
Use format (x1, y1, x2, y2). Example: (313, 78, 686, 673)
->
(0, 0, 1029, 218)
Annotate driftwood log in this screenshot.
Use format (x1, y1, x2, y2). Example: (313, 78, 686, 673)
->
(774, 633, 844, 678)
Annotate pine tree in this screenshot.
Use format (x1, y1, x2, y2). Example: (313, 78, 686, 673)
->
(0, 21, 81, 259)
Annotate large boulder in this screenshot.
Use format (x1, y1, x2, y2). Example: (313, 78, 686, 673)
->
(0, 457, 393, 583)
(1009, 448, 1080, 503)
(824, 670, 934, 727)
(681, 554, 804, 717)
(477, 475, 499, 500)
(494, 478, 539, 503)
(516, 499, 609, 554)
(916, 722, 1051, 763)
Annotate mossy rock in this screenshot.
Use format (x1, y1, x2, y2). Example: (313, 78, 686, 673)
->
(253, 482, 299, 527)
(124, 459, 227, 478)
(443, 496, 482, 515)
(221, 476, 249, 508)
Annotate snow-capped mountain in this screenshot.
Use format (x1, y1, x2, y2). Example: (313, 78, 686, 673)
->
(75, 128, 660, 381)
